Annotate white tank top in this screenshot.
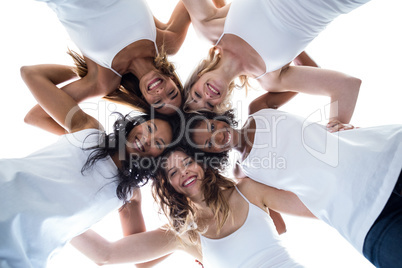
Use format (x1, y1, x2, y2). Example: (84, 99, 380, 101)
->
(240, 109, 402, 253)
(0, 129, 123, 268)
(217, 0, 370, 77)
(200, 187, 303, 268)
(39, 0, 158, 77)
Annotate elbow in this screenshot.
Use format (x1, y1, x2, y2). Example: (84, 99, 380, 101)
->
(20, 65, 39, 82)
(23, 111, 35, 126)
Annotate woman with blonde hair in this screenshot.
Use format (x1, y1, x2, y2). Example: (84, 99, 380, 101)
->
(182, 0, 369, 129)
(71, 148, 315, 267)
(25, 0, 191, 135)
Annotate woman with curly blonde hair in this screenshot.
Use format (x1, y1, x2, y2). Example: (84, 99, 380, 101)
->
(25, 0, 191, 135)
(71, 148, 314, 267)
(182, 0, 369, 128)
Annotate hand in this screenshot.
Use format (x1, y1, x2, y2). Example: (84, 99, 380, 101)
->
(326, 119, 355, 133)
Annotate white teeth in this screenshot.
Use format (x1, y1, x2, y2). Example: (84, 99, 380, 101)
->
(225, 132, 232, 145)
(149, 80, 162, 90)
(135, 139, 144, 152)
(183, 177, 196, 187)
(208, 84, 219, 95)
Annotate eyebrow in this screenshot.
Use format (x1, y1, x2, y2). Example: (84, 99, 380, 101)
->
(167, 156, 190, 172)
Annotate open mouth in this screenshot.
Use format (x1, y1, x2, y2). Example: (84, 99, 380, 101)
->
(134, 138, 145, 152)
(182, 175, 197, 187)
(207, 83, 220, 96)
(224, 129, 232, 146)
(148, 78, 163, 91)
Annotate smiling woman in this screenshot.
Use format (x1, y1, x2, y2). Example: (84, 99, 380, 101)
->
(2, 0, 402, 267)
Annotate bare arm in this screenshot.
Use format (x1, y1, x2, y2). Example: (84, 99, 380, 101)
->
(260, 66, 361, 124)
(24, 59, 120, 135)
(238, 178, 315, 218)
(181, 0, 229, 43)
(155, 1, 191, 55)
(268, 209, 287, 235)
(71, 228, 199, 265)
(119, 189, 173, 268)
(20, 64, 100, 133)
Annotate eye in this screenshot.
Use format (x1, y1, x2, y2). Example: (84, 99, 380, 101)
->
(195, 92, 201, 98)
(168, 89, 174, 95)
(207, 102, 214, 109)
(184, 159, 193, 166)
(156, 141, 162, 150)
(147, 125, 153, 133)
(210, 123, 215, 132)
(207, 141, 213, 149)
(169, 170, 177, 178)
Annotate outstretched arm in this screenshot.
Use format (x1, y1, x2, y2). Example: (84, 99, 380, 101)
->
(71, 228, 198, 265)
(20, 64, 100, 133)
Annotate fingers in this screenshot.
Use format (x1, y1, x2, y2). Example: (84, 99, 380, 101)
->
(327, 120, 355, 133)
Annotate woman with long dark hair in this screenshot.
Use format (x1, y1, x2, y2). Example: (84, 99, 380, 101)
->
(0, 64, 179, 268)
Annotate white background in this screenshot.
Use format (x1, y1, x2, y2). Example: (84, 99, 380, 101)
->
(0, 0, 401, 267)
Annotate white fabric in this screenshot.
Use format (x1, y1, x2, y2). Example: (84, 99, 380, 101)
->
(240, 109, 402, 252)
(219, 0, 370, 76)
(0, 129, 123, 268)
(38, 0, 157, 77)
(200, 187, 303, 268)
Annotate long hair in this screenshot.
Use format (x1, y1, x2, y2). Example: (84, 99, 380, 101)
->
(81, 112, 181, 202)
(67, 49, 183, 113)
(152, 147, 235, 243)
(181, 109, 238, 172)
(183, 47, 250, 114)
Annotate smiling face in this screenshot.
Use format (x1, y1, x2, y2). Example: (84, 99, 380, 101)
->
(126, 119, 173, 158)
(187, 71, 229, 112)
(191, 119, 237, 153)
(165, 150, 204, 198)
(139, 70, 182, 115)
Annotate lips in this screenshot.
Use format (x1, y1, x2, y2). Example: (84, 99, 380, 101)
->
(223, 129, 232, 146)
(207, 83, 220, 96)
(134, 138, 145, 152)
(148, 78, 162, 91)
(182, 175, 197, 187)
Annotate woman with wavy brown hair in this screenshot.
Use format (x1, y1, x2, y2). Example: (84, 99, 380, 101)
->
(25, 0, 191, 135)
(71, 147, 314, 267)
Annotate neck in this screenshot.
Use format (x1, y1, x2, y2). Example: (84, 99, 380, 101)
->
(129, 57, 156, 80)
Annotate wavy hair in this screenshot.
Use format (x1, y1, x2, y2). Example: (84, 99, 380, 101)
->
(183, 47, 250, 114)
(81, 112, 181, 202)
(67, 49, 183, 114)
(152, 147, 235, 243)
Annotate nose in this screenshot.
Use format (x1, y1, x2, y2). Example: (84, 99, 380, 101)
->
(215, 131, 225, 145)
(142, 134, 151, 147)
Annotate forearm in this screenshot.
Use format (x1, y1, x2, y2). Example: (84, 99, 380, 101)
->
(25, 105, 67, 135)
(277, 66, 361, 123)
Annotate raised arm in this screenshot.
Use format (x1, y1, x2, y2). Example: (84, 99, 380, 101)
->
(20, 64, 100, 133)
(71, 228, 198, 265)
(154, 1, 191, 55)
(181, 0, 230, 44)
(119, 188, 173, 268)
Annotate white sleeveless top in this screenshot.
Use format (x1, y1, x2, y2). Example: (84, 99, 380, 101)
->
(0, 129, 123, 268)
(240, 109, 402, 252)
(218, 0, 370, 77)
(200, 187, 303, 268)
(39, 0, 157, 77)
